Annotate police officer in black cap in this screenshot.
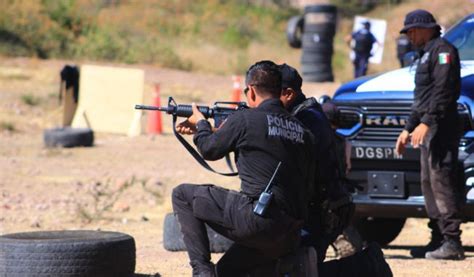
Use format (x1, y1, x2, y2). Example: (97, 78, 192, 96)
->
(280, 64, 393, 277)
(279, 63, 346, 263)
(395, 9, 464, 260)
(172, 60, 316, 276)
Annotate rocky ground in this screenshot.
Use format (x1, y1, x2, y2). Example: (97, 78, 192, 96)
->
(0, 57, 473, 276)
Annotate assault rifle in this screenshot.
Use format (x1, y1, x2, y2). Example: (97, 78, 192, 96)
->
(135, 96, 248, 128)
(135, 96, 248, 176)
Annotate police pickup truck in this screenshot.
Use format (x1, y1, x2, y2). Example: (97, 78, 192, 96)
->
(329, 14, 474, 245)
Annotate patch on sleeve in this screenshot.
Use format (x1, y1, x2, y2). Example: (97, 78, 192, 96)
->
(438, 52, 451, 65)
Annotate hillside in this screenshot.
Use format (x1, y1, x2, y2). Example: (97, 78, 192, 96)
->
(0, 0, 472, 81)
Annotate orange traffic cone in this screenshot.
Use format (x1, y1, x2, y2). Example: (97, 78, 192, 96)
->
(232, 75, 241, 103)
(147, 83, 163, 134)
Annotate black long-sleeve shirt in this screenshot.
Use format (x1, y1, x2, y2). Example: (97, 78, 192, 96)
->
(193, 98, 315, 220)
(289, 95, 340, 201)
(405, 36, 461, 132)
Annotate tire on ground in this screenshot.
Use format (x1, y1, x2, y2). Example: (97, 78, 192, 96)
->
(43, 127, 94, 148)
(354, 217, 406, 246)
(0, 230, 135, 277)
(163, 212, 233, 253)
(287, 15, 304, 48)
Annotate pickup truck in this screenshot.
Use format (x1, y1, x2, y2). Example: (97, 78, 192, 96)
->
(329, 13, 474, 245)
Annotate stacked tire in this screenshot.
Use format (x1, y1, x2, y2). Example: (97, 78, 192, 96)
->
(301, 5, 337, 82)
(287, 5, 337, 82)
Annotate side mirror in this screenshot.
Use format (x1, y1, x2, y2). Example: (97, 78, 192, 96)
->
(402, 51, 418, 67)
(318, 95, 331, 104)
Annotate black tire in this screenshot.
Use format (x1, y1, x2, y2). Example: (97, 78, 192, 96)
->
(302, 34, 334, 49)
(301, 64, 333, 75)
(0, 230, 135, 277)
(304, 5, 337, 14)
(303, 72, 334, 82)
(304, 23, 336, 35)
(301, 53, 332, 64)
(287, 15, 304, 48)
(163, 213, 233, 253)
(354, 217, 406, 246)
(44, 127, 94, 148)
(332, 225, 364, 258)
(302, 46, 334, 56)
(303, 73, 334, 83)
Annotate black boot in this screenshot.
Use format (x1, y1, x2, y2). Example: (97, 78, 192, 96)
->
(319, 242, 392, 277)
(425, 238, 465, 260)
(410, 220, 443, 258)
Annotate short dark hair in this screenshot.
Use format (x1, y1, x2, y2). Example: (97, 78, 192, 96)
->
(280, 63, 303, 94)
(245, 60, 282, 98)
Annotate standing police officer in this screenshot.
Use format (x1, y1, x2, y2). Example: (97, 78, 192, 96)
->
(395, 9, 464, 260)
(172, 60, 316, 276)
(346, 21, 379, 78)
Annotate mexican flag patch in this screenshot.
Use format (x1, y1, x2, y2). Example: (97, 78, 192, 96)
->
(438, 52, 451, 64)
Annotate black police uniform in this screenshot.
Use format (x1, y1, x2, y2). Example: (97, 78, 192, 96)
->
(404, 36, 463, 241)
(352, 27, 377, 78)
(172, 98, 315, 276)
(289, 95, 352, 263)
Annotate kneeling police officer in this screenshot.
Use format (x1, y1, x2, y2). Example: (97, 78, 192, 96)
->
(172, 60, 315, 276)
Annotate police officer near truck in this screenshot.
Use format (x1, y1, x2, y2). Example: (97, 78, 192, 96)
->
(280, 63, 393, 277)
(395, 9, 465, 260)
(172, 60, 316, 276)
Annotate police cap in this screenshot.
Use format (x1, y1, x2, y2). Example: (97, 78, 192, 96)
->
(400, 9, 440, 34)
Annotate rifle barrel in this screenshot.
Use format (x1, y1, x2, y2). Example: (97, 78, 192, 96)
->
(135, 104, 171, 113)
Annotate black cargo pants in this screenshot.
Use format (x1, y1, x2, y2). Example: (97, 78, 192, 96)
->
(172, 183, 301, 276)
(420, 126, 463, 240)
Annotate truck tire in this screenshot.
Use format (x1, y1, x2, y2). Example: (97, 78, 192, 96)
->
(287, 15, 304, 48)
(354, 217, 406, 246)
(0, 230, 135, 277)
(163, 213, 233, 253)
(43, 127, 94, 148)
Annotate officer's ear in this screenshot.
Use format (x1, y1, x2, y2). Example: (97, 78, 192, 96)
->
(246, 85, 258, 107)
(281, 88, 297, 104)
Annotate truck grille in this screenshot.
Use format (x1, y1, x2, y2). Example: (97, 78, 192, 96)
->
(337, 102, 472, 142)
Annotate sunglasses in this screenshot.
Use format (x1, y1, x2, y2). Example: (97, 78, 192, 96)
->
(243, 83, 264, 95)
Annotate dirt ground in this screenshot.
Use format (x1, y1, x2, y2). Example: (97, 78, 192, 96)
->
(0, 57, 473, 276)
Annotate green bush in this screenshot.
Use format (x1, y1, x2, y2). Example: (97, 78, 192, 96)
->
(21, 94, 41, 106)
(0, 0, 294, 72)
(330, 0, 402, 17)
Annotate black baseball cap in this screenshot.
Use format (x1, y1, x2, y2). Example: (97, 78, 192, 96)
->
(280, 63, 302, 94)
(400, 9, 440, 34)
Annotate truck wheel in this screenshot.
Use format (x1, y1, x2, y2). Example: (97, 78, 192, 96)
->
(0, 230, 135, 277)
(163, 213, 233, 253)
(354, 217, 406, 246)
